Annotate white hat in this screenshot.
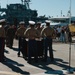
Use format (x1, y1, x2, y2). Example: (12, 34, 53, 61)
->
(45, 20, 50, 23)
(19, 21, 25, 25)
(29, 21, 35, 25)
(0, 19, 6, 23)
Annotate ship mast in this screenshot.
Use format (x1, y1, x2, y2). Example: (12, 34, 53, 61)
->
(21, 0, 31, 9)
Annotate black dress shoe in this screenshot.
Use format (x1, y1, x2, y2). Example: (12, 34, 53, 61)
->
(27, 61, 31, 64)
(25, 57, 28, 60)
(50, 59, 54, 62)
(23, 55, 25, 58)
(18, 55, 20, 57)
(42, 59, 47, 62)
(9, 46, 12, 49)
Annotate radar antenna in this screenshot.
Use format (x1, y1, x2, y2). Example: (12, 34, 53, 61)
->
(21, 0, 31, 9)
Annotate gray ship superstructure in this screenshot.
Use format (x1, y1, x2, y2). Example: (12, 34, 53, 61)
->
(0, 0, 48, 26)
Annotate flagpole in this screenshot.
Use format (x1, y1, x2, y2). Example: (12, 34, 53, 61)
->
(68, 0, 74, 73)
(69, 0, 71, 70)
(69, 0, 71, 24)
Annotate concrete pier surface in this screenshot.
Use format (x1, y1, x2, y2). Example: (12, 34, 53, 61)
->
(0, 39, 75, 75)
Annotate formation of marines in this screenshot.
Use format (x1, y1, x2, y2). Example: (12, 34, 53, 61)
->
(0, 19, 55, 63)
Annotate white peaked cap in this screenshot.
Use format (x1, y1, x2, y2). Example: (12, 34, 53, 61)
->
(0, 19, 6, 23)
(19, 21, 25, 25)
(29, 21, 35, 25)
(45, 20, 50, 23)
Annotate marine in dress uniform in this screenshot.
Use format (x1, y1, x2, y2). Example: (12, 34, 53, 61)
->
(41, 20, 55, 62)
(0, 19, 6, 62)
(24, 21, 40, 63)
(6, 25, 15, 48)
(36, 22, 44, 58)
(15, 21, 26, 57)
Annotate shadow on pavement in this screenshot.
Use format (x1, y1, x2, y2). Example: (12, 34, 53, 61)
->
(26, 57, 74, 75)
(4, 49, 9, 54)
(1, 57, 30, 75)
(12, 47, 19, 52)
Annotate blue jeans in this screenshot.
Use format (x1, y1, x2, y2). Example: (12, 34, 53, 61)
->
(60, 33, 65, 42)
